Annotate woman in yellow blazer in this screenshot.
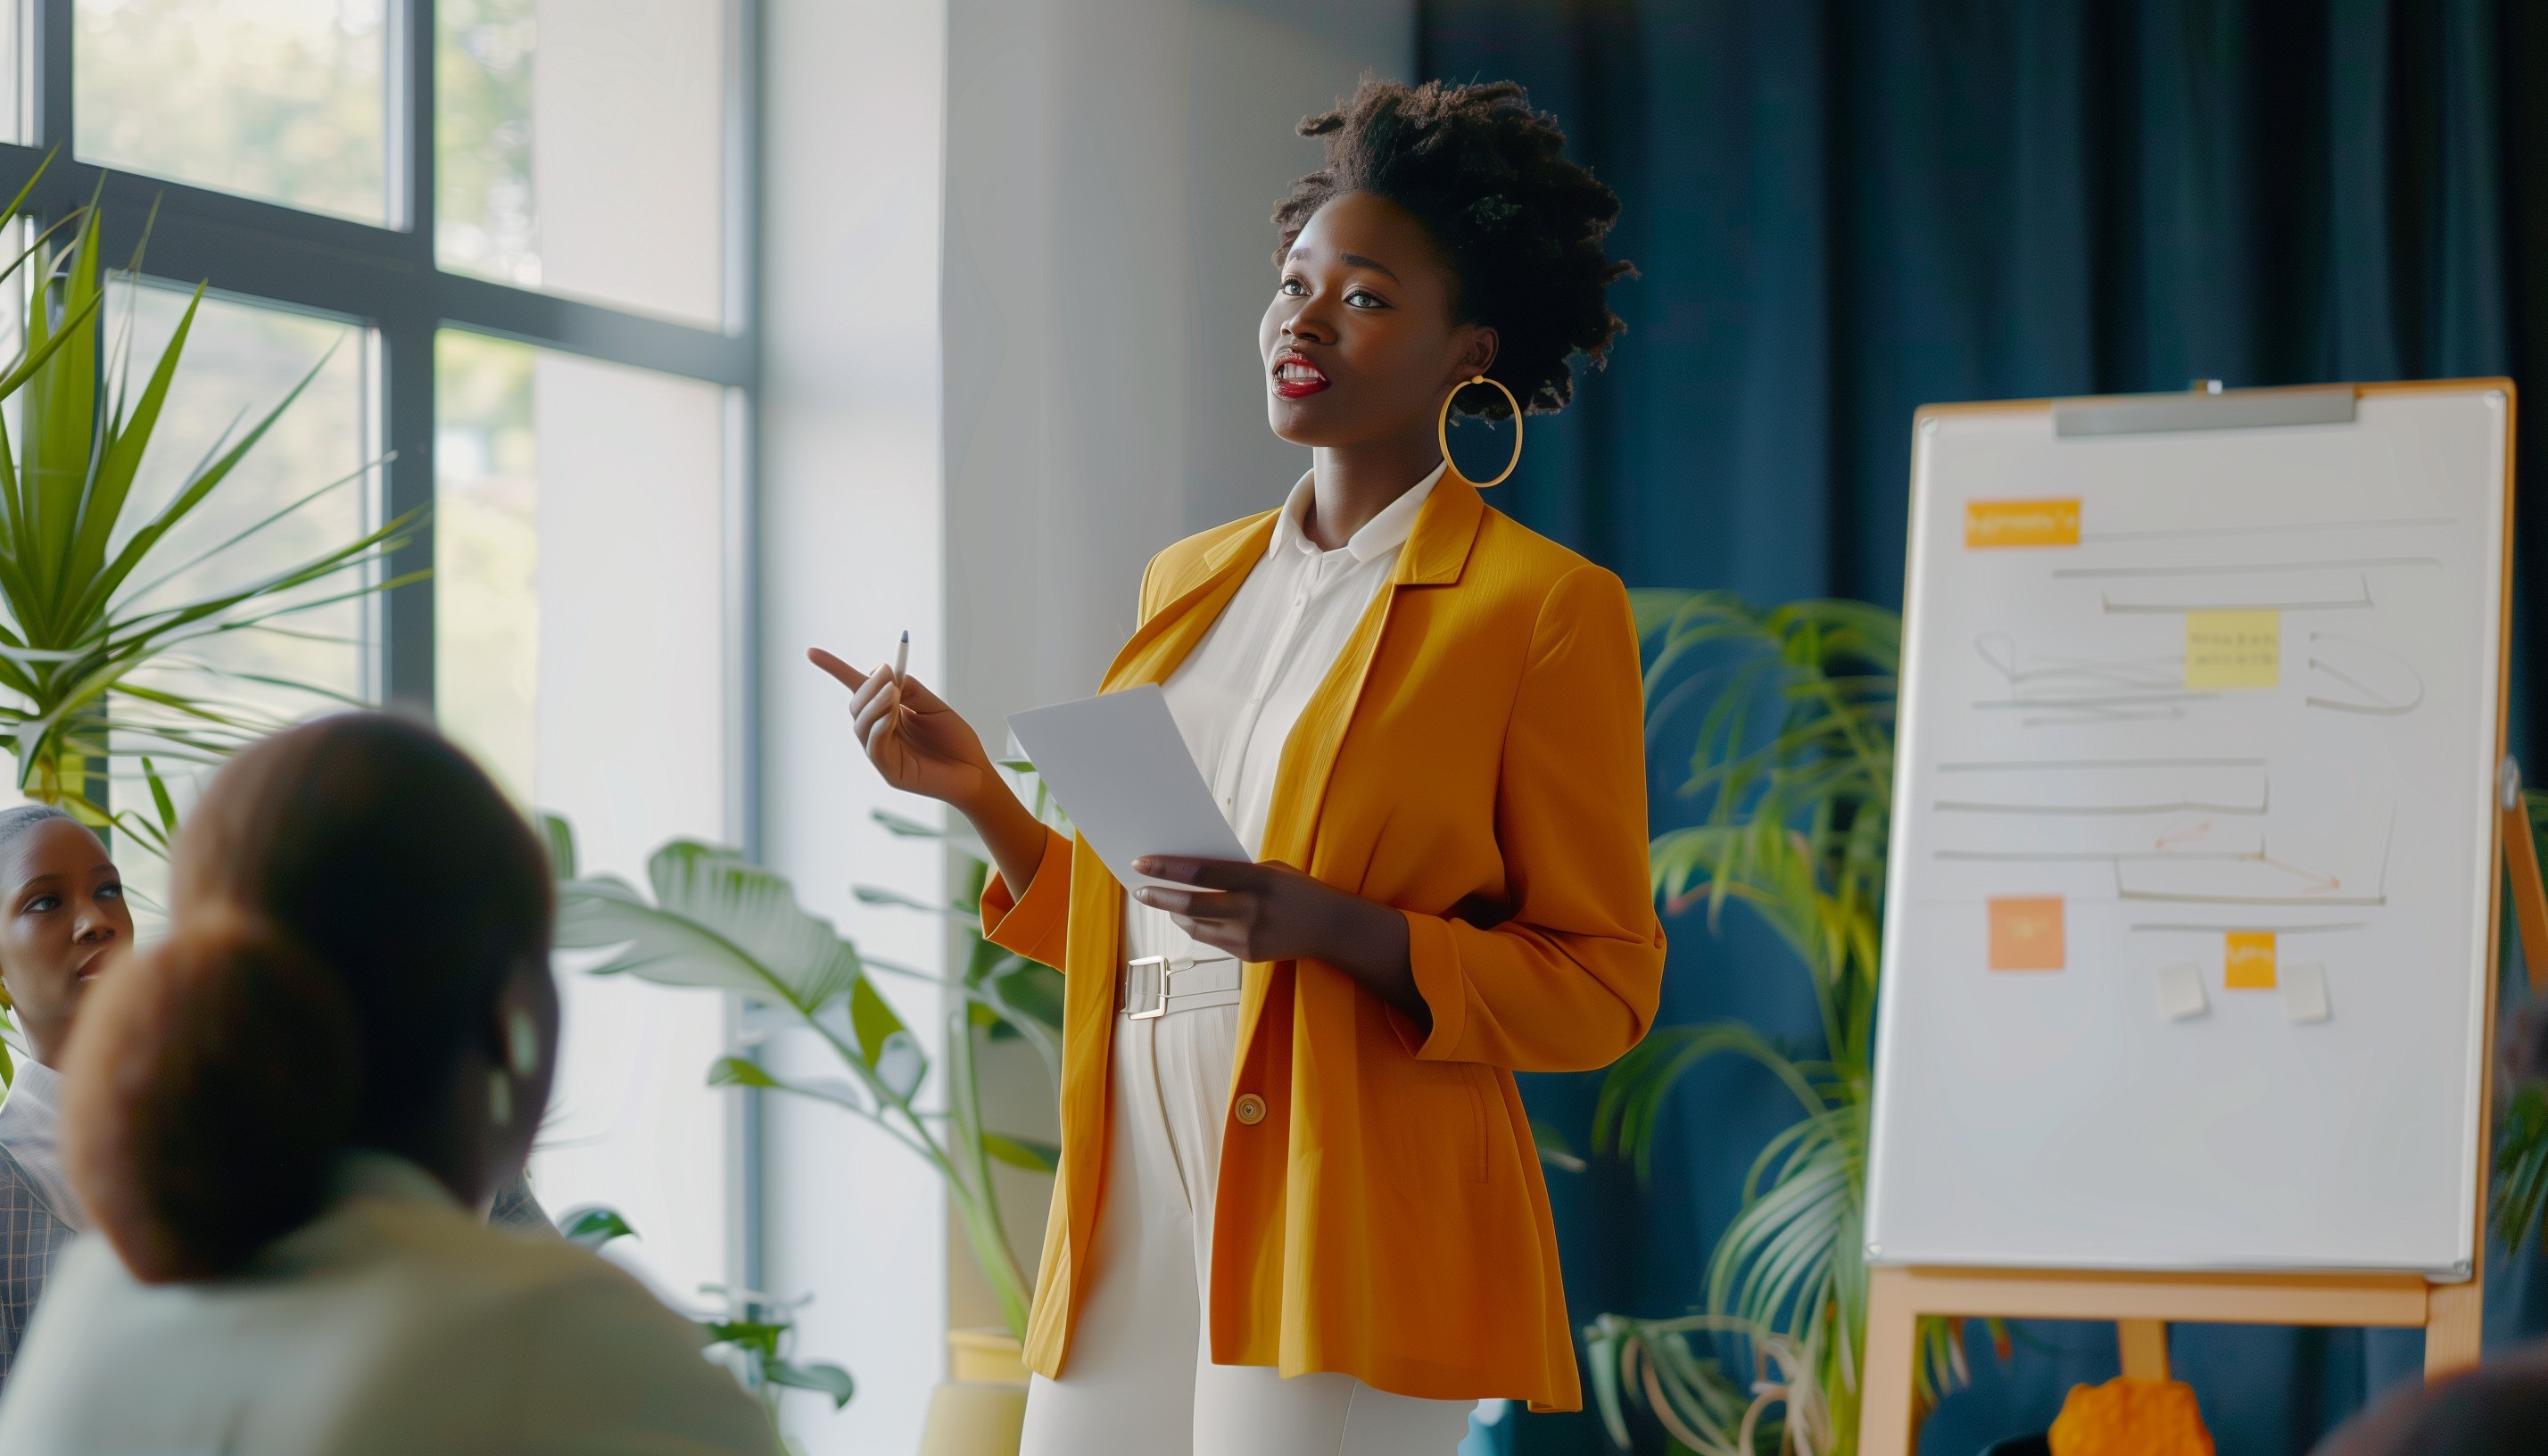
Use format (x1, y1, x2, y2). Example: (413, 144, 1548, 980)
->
(814, 79, 1664, 1454)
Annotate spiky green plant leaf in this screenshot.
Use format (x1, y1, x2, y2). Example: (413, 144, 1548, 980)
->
(1588, 593, 1915, 1453)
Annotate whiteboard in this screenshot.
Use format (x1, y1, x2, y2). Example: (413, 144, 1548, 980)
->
(1864, 383, 2513, 1278)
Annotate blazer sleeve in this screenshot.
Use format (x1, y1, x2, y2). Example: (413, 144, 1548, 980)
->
(1396, 564, 1667, 1071)
(977, 546, 1177, 972)
(980, 824, 1075, 970)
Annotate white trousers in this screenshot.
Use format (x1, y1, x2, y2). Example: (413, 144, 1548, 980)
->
(1017, 999, 1476, 1456)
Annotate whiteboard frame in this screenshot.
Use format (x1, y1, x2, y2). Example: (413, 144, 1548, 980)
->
(1863, 378, 2519, 1279)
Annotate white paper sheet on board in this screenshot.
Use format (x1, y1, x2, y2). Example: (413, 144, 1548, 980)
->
(1007, 685, 1249, 891)
(1863, 385, 2510, 1278)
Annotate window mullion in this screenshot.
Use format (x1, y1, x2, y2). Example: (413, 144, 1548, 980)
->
(30, 0, 69, 154)
(388, 0, 434, 249)
(379, 316, 436, 714)
(382, 1, 435, 709)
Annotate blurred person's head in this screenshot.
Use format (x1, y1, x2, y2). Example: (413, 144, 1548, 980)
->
(0, 805, 130, 1069)
(1262, 77, 1630, 451)
(60, 713, 557, 1283)
(2316, 1351, 2548, 1456)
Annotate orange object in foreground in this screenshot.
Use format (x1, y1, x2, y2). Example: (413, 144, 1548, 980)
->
(2048, 1377, 2215, 1456)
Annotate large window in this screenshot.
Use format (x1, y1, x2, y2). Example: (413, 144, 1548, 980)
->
(4, 0, 757, 1311)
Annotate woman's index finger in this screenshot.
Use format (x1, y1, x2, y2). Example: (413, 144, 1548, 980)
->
(807, 647, 870, 692)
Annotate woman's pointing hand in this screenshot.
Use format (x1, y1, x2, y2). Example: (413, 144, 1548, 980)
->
(807, 647, 999, 810)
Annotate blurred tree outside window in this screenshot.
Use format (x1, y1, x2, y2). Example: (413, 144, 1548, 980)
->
(76, 0, 389, 223)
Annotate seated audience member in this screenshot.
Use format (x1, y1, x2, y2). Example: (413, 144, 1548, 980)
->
(2313, 1351, 2548, 1455)
(0, 714, 773, 1456)
(0, 804, 552, 1395)
(0, 806, 128, 1386)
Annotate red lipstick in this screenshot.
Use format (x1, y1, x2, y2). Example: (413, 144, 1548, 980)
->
(1271, 350, 1329, 400)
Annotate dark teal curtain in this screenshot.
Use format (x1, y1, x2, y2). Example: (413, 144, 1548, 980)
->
(1417, 3, 2548, 1452)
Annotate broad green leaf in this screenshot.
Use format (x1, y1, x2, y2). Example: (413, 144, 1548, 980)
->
(560, 1207, 635, 1251)
(557, 874, 841, 1011)
(648, 841, 861, 1008)
(541, 813, 578, 879)
(699, 1319, 784, 1359)
(846, 973, 906, 1068)
(870, 808, 946, 839)
(708, 1055, 871, 1115)
(707, 1055, 780, 1089)
(765, 1358, 856, 1409)
(987, 962, 1063, 1031)
(853, 882, 976, 920)
(981, 1133, 1059, 1172)
(552, 842, 860, 1012)
(874, 1029, 926, 1102)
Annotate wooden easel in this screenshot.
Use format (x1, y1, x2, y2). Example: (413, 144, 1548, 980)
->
(1858, 762, 2548, 1454)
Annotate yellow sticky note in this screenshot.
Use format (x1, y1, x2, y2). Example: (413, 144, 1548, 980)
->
(1989, 897, 2065, 971)
(2186, 609, 2279, 689)
(2224, 931, 2277, 989)
(1965, 498, 2081, 549)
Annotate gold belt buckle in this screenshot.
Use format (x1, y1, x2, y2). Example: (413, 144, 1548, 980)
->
(1123, 956, 1172, 1019)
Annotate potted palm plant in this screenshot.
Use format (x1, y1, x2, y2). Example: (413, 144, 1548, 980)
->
(0, 166, 413, 1079)
(544, 803, 1064, 1455)
(542, 795, 1064, 1344)
(1582, 592, 1979, 1456)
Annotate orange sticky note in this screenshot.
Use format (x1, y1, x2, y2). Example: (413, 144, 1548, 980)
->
(1989, 897, 2065, 971)
(2224, 931, 2277, 989)
(1965, 498, 2081, 549)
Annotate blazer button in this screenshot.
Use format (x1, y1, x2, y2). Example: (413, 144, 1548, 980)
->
(1234, 1093, 1267, 1126)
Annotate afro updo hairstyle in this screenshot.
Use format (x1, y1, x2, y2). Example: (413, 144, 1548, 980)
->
(1273, 77, 1631, 420)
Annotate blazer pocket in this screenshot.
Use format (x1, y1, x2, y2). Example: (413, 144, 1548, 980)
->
(1463, 1063, 1494, 1185)
(1384, 1060, 1493, 1190)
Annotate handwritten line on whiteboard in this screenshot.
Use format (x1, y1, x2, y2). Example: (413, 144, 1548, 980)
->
(1973, 694, 2216, 710)
(2117, 889, 2389, 907)
(1938, 757, 2267, 772)
(2306, 633, 2426, 716)
(2054, 557, 2441, 580)
(1938, 850, 2263, 863)
(2081, 515, 2453, 543)
(2130, 922, 2370, 935)
(2103, 581, 2373, 614)
(1938, 801, 2266, 817)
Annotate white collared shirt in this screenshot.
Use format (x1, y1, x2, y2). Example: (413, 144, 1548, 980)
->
(0, 1059, 84, 1232)
(1125, 462, 1444, 964)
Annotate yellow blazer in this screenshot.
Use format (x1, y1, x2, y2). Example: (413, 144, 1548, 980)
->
(980, 474, 1666, 1410)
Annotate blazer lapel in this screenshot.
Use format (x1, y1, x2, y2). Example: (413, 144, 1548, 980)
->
(1258, 474, 1485, 864)
(1098, 512, 1278, 693)
(1237, 476, 1489, 1055)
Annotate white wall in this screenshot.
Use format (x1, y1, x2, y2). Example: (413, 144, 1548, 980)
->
(943, 0, 1414, 734)
(1179, 1, 1418, 534)
(759, 2, 950, 1452)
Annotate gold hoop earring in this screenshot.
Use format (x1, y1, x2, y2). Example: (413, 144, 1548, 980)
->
(1436, 375, 1524, 488)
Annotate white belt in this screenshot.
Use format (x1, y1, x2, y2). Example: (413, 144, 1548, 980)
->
(1119, 955, 1244, 1020)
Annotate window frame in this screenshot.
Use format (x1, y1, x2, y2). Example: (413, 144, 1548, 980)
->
(0, 0, 761, 719)
(2, 0, 766, 1292)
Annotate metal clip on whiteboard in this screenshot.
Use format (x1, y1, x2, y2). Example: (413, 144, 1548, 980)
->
(2052, 380, 2356, 437)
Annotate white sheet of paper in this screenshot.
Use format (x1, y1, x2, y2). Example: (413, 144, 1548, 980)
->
(2283, 962, 2331, 1024)
(2156, 962, 2207, 1022)
(1007, 684, 1250, 892)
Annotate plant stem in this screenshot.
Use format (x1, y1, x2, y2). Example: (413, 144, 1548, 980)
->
(944, 992, 1034, 1337)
